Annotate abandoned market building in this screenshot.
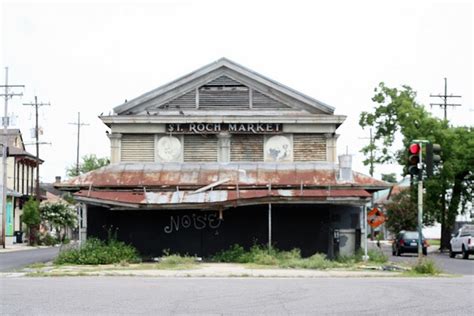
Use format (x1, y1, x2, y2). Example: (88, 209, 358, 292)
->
(58, 58, 389, 258)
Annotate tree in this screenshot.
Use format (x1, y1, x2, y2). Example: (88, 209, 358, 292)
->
(385, 189, 417, 233)
(360, 82, 473, 249)
(66, 154, 110, 177)
(22, 198, 41, 245)
(381, 173, 397, 183)
(40, 201, 78, 242)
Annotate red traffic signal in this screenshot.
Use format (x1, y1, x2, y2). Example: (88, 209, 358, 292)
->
(409, 143, 421, 155)
(408, 142, 421, 177)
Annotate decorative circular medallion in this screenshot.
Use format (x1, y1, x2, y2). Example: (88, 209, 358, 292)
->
(265, 135, 292, 161)
(157, 136, 181, 161)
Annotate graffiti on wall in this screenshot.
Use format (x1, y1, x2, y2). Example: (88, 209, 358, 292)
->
(164, 213, 222, 234)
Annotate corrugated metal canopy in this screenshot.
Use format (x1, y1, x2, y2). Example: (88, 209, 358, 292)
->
(74, 188, 371, 210)
(58, 162, 389, 191)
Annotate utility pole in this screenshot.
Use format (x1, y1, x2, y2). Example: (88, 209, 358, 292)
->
(359, 128, 375, 177)
(69, 112, 89, 176)
(430, 78, 462, 121)
(360, 128, 375, 240)
(429, 79, 462, 250)
(0, 67, 24, 248)
(23, 96, 50, 202)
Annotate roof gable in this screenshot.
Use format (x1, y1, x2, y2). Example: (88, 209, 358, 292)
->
(114, 58, 335, 115)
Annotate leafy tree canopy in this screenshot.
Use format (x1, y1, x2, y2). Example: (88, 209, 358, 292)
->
(381, 173, 397, 183)
(40, 201, 78, 241)
(66, 154, 110, 177)
(360, 82, 473, 248)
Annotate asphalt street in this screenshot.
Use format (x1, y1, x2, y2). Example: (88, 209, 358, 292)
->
(1, 276, 472, 315)
(0, 247, 60, 272)
(373, 242, 474, 275)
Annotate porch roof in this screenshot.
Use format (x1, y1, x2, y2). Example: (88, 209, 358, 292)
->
(57, 162, 390, 192)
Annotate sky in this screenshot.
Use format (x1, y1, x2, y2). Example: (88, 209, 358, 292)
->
(1, 0, 472, 183)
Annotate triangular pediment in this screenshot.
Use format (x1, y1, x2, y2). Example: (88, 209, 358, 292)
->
(114, 58, 335, 115)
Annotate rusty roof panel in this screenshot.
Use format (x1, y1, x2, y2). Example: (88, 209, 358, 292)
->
(75, 188, 370, 207)
(60, 162, 390, 190)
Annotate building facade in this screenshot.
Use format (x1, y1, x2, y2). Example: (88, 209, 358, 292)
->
(59, 58, 388, 257)
(0, 129, 42, 245)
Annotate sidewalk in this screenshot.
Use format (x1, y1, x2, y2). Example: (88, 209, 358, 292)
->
(7, 262, 408, 278)
(0, 243, 56, 253)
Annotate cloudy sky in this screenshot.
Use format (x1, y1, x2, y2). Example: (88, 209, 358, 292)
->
(1, 0, 472, 183)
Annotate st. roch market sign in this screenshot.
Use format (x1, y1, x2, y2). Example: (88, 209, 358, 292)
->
(166, 123, 282, 134)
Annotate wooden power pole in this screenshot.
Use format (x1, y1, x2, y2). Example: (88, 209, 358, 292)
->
(23, 96, 50, 202)
(430, 78, 462, 121)
(69, 112, 89, 176)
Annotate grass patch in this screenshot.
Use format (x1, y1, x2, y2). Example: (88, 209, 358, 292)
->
(428, 239, 440, 246)
(25, 262, 47, 269)
(154, 254, 199, 270)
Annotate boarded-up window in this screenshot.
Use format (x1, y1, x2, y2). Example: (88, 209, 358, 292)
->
(293, 134, 326, 161)
(183, 135, 218, 162)
(230, 135, 264, 161)
(121, 134, 155, 162)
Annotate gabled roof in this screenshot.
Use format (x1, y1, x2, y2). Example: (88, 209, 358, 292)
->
(0, 129, 43, 163)
(113, 58, 335, 115)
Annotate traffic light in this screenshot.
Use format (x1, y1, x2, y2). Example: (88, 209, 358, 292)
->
(426, 143, 441, 177)
(408, 142, 421, 178)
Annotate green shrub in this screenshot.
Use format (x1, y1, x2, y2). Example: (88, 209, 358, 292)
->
(213, 244, 247, 263)
(412, 259, 441, 275)
(55, 238, 140, 265)
(40, 233, 58, 246)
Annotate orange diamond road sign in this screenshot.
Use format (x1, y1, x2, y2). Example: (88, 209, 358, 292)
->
(367, 207, 386, 228)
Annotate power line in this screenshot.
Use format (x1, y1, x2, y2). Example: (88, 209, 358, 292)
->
(429, 78, 462, 121)
(68, 112, 89, 176)
(23, 96, 50, 202)
(0, 67, 25, 249)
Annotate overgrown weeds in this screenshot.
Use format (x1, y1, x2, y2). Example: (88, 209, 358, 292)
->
(54, 238, 140, 265)
(212, 244, 337, 269)
(410, 258, 441, 275)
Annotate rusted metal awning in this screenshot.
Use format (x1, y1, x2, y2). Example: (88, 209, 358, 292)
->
(74, 188, 371, 210)
(58, 162, 389, 192)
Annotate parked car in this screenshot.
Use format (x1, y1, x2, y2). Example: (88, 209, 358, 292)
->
(449, 224, 474, 259)
(392, 230, 428, 256)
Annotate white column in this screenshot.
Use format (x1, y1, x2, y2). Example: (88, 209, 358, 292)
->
(107, 133, 122, 163)
(217, 132, 231, 163)
(79, 203, 87, 244)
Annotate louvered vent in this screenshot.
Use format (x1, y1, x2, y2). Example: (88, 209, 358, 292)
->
(205, 76, 242, 86)
(252, 90, 292, 110)
(230, 135, 264, 161)
(158, 90, 196, 110)
(199, 76, 249, 110)
(121, 134, 155, 162)
(293, 134, 326, 161)
(183, 135, 218, 162)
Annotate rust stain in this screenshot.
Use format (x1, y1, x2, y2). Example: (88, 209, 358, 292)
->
(60, 162, 390, 190)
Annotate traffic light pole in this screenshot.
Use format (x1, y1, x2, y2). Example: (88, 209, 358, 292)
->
(417, 177, 423, 260)
(413, 139, 428, 261)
